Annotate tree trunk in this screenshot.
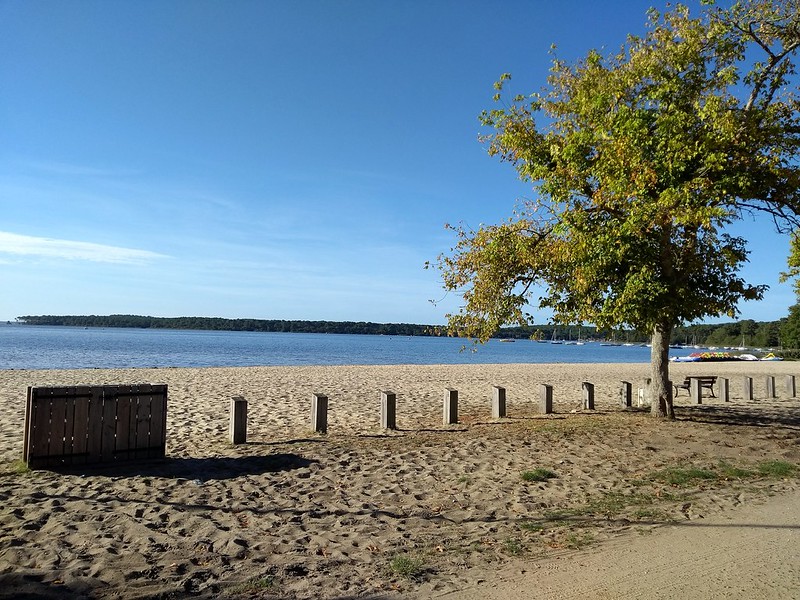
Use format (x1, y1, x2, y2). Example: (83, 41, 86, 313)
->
(650, 323, 675, 419)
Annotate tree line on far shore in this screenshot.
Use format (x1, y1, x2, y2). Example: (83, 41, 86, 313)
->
(15, 315, 442, 337)
(14, 314, 791, 348)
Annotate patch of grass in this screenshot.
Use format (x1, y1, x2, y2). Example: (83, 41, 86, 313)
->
(388, 554, 426, 580)
(0, 460, 31, 476)
(541, 508, 581, 525)
(503, 537, 524, 556)
(585, 491, 655, 515)
(10, 460, 30, 474)
(718, 461, 755, 480)
(632, 507, 668, 521)
(521, 468, 557, 482)
(563, 531, 594, 550)
(457, 475, 472, 484)
(657, 490, 690, 502)
(518, 520, 544, 532)
(226, 575, 276, 595)
(649, 466, 718, 486)
(757, 460, 797, 478)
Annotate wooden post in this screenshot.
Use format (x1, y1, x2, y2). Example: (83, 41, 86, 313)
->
(491, 385, 506, 419)
(229, 396, 247, 444)
(539, 384, 553, 414)
(743, 377, 753, 401)
(311, 393, 328, 434)
(443, 388, 458, 425)
(786, 375, 796, 399)
(766, 376, 776, 399)
(719, 377, 730, 403)
(690, 378, 702, 404)
(582, 382, 594, 410)
(381, 391, 396, 430)
(620, 381, 632, 408)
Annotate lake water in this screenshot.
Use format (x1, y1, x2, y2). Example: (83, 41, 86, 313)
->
(0, 324, 676, 370)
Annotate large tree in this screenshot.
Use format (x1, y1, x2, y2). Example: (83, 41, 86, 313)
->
(435, 0, 800, 418)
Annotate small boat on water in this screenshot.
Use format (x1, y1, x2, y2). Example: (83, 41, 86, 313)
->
(671, 351, 782, 362)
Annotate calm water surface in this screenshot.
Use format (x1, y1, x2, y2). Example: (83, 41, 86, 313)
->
(0, 324, 675, 370)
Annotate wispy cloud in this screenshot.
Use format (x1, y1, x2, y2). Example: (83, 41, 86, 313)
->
(19, 159, 141, 178)
(0, 231, 168, 265)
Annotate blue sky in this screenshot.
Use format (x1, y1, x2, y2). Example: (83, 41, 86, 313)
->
(0, 0, 794, 325)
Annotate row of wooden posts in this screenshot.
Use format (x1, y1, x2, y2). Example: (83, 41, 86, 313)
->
(228, 374, 798, 444)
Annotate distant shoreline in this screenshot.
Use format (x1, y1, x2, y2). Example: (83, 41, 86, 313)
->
(11, 314, 788, 349)
(14, 314, 549, 339)
(14, 314, 449, 337)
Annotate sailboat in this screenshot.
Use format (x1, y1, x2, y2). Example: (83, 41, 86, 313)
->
(600, 332, 622, 347)
(735, 334, 747, 351)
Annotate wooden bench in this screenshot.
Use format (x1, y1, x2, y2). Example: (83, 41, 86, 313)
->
(674, 376, 717, 398)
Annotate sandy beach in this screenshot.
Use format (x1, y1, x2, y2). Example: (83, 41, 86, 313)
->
(1, 361, 799, 599)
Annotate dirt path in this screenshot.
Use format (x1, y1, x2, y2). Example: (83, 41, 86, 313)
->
(432, 487, 800, 599)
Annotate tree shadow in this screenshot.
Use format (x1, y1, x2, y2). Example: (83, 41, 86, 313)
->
(53, 452, 318, 481)
(674, 404, 800, 430)
(0, 573, 104, 600)
(512, 511, 800, 530)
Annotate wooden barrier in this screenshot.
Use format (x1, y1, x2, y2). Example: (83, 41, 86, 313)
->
(229, 396, 247, 444)
(620, 381, 632, 408)
(491, 385, 506, 419)
(766, 376, 776, 399)
(443, 388, 458, 425)
(381, 391, 397, 430)
(582, 382, 595, 410)
(743, 376, 754, 401)
(539, 384, 553, 414)
(24, 384, 167, 469)
(690, 378, 702, 405)
(786, 375, 796, 399)
(719, 377, 730, 403)
(311, 393, 328, 434)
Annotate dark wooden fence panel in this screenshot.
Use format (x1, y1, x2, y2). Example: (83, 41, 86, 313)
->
(24, 384, 167, 469)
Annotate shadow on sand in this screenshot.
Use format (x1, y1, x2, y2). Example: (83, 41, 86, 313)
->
(675, 403, 800, 430)
(53, 452, 318, 482)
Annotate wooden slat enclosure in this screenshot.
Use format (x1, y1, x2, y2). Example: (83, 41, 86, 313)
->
(23, 384, 167, 469)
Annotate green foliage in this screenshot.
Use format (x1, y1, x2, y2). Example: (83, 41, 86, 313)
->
(521, 468, 558, 482)
(757, 460, 797, 477)
(649, 467, 718, 486)
(434, 0, 800, 418)
(562, 532, 595, 550)
(718, 461, 756, 479)
(780, 231, 800, 295)
(226, 576, 276, 596)
(2, 460, 31, 475)
(780, 304, 800, 348)
(702, 319, 782, 347)
(650, 461, 797, 485)
(585, 491, 656, 515)
(518, 520, 544, 532)
(388, 554, 427, 579)
(503, 537, 524, 556)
